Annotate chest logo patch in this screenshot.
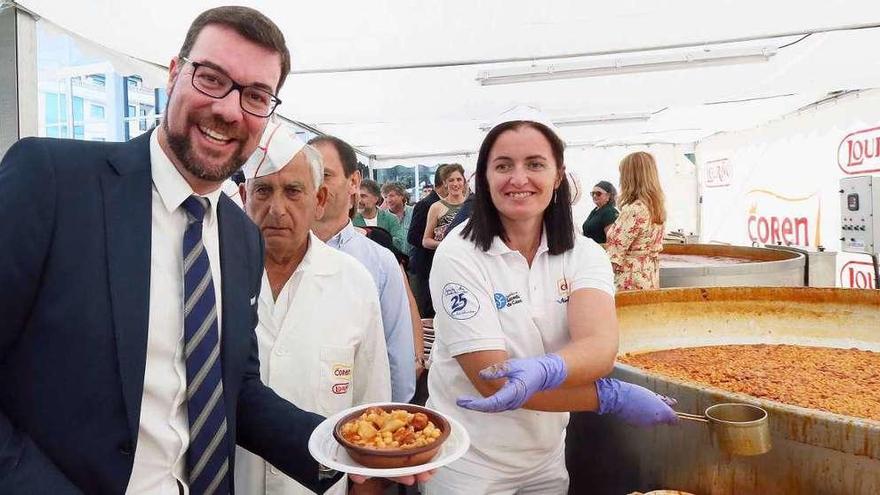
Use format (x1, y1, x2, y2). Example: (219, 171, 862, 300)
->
(557, 278, 570, 304)
(494, 292, 523, 310)
(331, 363, 352, 394)
(442, 283, 480, 320)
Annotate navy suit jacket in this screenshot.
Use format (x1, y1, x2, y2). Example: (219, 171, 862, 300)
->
(0, 133, 331, 494)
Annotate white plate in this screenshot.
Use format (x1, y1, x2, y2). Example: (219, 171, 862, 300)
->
(308, 402, 471, 477)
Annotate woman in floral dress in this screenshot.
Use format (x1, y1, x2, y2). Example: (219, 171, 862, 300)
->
(605, 152, 666, 291)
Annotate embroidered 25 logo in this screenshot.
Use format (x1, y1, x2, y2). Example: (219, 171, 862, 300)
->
(442, 283, 480, 320)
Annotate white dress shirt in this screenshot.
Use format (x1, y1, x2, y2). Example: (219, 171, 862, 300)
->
(125, 132, 224, 494)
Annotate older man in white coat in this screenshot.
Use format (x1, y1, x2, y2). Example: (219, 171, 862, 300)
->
(234, 123, 391, 495)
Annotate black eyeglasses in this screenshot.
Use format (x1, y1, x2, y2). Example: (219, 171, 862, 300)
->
(182, 57, 281, 117)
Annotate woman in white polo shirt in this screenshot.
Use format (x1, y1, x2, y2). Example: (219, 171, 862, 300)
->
(424, 118, 677, 495)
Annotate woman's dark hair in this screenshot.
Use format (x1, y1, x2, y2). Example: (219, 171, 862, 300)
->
(461, 121, 574, 255)
(595, 180, 617, 207)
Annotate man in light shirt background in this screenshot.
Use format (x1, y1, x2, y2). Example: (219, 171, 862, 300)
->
(310, 136, 419, 403)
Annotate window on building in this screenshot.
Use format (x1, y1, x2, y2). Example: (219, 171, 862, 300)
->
(46, 126, 68, 138)
(139, 108, 149, 131)
(90, 104, 105, 120)
(72, 97, 84, 123)
(87, 74, 106, 86)
(45, 92, 68, 124)
(36, 20, 164, 142)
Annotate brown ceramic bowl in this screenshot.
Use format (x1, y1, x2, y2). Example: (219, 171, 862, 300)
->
(333, 404, 451, 469)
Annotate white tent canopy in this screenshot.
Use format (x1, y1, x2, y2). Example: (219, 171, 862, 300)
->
(16, 0, 880, 164)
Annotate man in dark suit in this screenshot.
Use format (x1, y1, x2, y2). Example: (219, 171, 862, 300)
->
(406, 165, 448, 318)
(0, 6, 427, 494)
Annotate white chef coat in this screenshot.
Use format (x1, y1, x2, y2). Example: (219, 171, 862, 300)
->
(234, 233, 391, 495)
(426, 223, 614, 481)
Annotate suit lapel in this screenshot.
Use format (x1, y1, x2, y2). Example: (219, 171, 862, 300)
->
(217, 198, 246, 391)
(102, 132, 153, 442)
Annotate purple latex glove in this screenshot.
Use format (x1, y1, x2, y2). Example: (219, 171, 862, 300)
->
(456, 353, 568, 413)
(596, 378, 679, 427)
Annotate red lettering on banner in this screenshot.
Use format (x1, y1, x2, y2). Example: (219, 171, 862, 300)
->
(748, 215, 809, 246)
(840, 261, 876, 289)
(838, 127, 880, 174)
(780, 218, 794, 245)
(704, 159, 732, 188)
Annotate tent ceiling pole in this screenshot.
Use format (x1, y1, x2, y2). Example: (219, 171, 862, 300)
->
(291, 22, 880, 75)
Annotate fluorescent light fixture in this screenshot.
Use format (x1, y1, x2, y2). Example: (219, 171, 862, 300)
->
(479, 112, 652, 131)
(477, 46, 777, 86)
(553, 112, 652, 127)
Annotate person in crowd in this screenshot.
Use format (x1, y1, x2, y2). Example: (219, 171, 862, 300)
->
(582, 180, 619, 243)
(446, 174, 477, 232)
(407, 165, 449, 317)
(605, 152, 666, 291)
(420, 184, 434, 200)
(381, 181, 415, 255)
(423, 118, 677, 494)
(0, 6, 434, 493)
(235, 124, 391, 495)
(422, 163, 468, 249)
(354, 180, 405, 252)
(310, 136, 417, 403)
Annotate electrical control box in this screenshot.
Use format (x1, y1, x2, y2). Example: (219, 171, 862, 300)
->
(839, 176, 879, 255)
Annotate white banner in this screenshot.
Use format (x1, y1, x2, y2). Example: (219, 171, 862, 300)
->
(697, 89, 880, 287)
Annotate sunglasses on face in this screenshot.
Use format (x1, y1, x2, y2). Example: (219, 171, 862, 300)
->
(591, 191, 605, 197)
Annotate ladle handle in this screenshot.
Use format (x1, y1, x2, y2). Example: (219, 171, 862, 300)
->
(676, 411, 709, 423)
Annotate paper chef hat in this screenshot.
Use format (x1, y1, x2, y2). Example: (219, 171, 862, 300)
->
(484, 104, 562, 139)
(241, 121, 307, 179)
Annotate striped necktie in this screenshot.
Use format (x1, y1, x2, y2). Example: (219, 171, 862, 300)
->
(181, 196, 230, 495)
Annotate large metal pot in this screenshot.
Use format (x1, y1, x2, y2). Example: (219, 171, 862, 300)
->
(659, 244, 805, 288)
(566, 287, 880, 495)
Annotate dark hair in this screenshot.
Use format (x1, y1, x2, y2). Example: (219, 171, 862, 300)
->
(440, 163, 465, 183)
(179, 6, 291, 91)
(360, 179, 381, 198)
(462, 121, 574, 255)
(594, 180, 617, 206)
(308, 136, 358, 177)
(433, 164, 449, 187)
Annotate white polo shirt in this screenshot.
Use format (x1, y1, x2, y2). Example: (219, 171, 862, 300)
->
(426, 223, 614, 479)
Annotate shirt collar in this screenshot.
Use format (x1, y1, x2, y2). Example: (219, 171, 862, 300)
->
(296, 234, 316, 275)
(486, 227, 549, 258)
(325, 220, 358, 249)
(150, 131, 222, 226)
